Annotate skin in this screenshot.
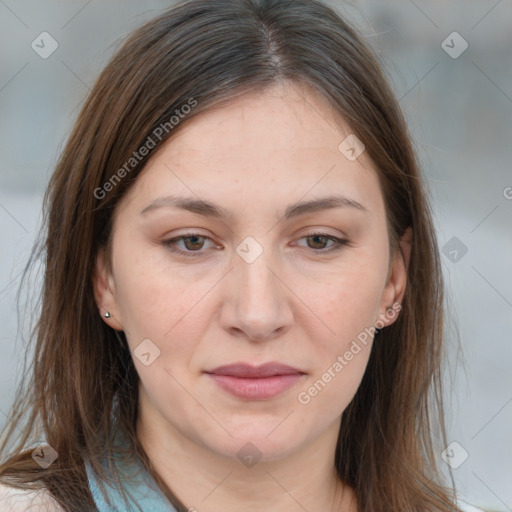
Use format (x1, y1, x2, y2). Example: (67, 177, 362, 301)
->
(93, 81, 412, 512)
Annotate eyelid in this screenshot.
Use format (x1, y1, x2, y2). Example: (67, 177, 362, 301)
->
(161, 231, 221, 258)
(291, 232, 352, 256)
(161, 230, 351, 258)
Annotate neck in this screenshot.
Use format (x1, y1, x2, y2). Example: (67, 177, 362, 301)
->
(137, 403, 357, 512)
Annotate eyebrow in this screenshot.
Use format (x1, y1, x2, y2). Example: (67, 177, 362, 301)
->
(139, 194, 369, 220)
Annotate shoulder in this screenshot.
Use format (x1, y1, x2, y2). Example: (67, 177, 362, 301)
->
(0, 482, 65, 512)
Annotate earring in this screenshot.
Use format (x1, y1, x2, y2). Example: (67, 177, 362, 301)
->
(386, 307, 393, 314)
(104, 311, 112, 319)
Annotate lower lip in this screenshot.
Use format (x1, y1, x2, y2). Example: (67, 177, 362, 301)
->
(207, 373, 304, 400)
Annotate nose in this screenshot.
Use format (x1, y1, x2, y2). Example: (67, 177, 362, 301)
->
(219, 245, 294, 342)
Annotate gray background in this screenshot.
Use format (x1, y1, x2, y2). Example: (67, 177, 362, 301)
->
(0, 1, 511, 511)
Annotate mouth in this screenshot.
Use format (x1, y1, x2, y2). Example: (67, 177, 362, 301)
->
(204, 362, 306, 400)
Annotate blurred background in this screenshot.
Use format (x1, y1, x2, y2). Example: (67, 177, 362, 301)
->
(0, 1, 511, 510)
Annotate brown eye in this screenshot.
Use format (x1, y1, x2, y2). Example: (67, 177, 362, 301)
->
(306, 234, 331, 250)
(182, 235, 205, 251)
(297, 232, 350, 252)
(162, 233, 218, 257)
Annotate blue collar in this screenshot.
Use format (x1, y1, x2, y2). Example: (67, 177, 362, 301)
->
(85, 452, 178, 511)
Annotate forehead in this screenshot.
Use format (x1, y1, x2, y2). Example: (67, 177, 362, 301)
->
(163, 82, 361, 161)
(120, 82, 384, 219)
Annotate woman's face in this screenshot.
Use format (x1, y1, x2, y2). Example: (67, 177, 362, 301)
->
(94, 82, 410, 462)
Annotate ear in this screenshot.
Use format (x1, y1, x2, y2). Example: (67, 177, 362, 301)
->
(92, 248, 124, 331)
(377, 226, 413, 327)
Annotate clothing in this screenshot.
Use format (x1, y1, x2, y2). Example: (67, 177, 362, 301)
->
(456, 500, 486, 512)
(85, 457, 177, 512)
(0, 483, 64, 511)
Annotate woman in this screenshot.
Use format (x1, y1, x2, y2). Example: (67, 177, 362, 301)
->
(0, 0, 482, 510)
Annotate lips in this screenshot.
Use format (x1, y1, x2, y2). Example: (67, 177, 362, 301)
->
(207, 362, 304, 378)
(205, 362, 306, 400)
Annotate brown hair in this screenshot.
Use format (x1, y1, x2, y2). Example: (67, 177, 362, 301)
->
(0, 0, 460, 510)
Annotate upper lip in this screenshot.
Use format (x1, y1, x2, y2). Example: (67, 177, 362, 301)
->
(206, 362, 305, 378)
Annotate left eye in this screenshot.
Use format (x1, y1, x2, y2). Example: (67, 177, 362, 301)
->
(162, 233, 216, 256)
(296, 233, 348, 251)
(162, 232, 349, 257)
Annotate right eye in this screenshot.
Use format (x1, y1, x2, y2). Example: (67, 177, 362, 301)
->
(161, 232, 221, 257)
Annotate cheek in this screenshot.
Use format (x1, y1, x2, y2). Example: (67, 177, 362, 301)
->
(300, 257, 387, 345)
(112, 228, 204, 323)
(294, 256, 386, 409)
(296, 296, 375, 417)
(110, 245, 203, 362)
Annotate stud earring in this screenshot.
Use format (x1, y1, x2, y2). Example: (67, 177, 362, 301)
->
(104, 311, 112, 319)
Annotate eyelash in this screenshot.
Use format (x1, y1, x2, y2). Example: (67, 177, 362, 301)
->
(161, 231, 351, 258)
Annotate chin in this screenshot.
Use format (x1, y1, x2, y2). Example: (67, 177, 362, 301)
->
(202, 422, 306, 464)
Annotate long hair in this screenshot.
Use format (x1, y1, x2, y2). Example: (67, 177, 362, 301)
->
(0, 0, 459, 510)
